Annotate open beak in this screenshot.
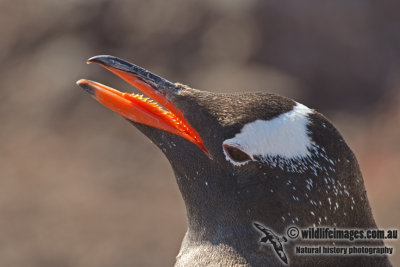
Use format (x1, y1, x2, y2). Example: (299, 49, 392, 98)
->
(77, 55, 209, 156)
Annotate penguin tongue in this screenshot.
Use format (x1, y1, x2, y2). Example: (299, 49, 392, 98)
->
(76, 56, 208, 156)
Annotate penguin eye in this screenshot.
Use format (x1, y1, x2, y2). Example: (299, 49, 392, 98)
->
(223, 144, 251, 163)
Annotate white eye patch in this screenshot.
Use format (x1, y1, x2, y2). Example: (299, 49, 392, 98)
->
(222, 102, 314, 166)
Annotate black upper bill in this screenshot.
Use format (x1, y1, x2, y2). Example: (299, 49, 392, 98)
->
(87, 55, 177, 92)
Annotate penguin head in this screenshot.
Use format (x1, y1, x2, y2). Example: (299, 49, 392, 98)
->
(165, 84, 363, 226)
(78, 56, 370, 230)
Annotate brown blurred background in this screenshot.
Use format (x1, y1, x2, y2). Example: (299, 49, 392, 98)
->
(0, 0, 399, 266)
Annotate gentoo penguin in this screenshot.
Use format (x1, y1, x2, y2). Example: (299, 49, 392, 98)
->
(77, 55, 392, 266)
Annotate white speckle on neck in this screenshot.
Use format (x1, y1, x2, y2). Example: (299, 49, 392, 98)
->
(223, 102, 313, 165)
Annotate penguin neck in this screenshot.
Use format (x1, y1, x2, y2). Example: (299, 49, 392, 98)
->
(172, 166, 252, 243)
(171, 157, 378, 243)
(173, 164, 389, 267)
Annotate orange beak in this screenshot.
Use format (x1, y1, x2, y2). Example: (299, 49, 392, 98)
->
(77, 55, 209, 156)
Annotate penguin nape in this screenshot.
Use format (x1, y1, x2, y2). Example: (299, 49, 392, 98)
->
(77, 55, 392, 267)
